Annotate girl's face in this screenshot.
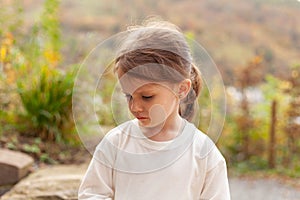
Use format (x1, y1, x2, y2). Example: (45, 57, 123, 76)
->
(118, 70, 181, 128)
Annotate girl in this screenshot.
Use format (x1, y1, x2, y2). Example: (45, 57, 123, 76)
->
(78, 19, 231, 200)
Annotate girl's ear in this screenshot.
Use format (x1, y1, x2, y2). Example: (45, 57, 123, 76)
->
(178, 79, 191, 99)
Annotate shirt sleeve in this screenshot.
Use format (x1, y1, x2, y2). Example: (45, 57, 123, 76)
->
(200, 149, 231, 200)
(78, 138, 117, 200)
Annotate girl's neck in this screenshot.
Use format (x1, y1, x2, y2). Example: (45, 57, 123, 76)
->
(139, 114, 185, 142)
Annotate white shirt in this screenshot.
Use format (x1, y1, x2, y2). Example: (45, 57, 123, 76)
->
(78, 119, 231, 200)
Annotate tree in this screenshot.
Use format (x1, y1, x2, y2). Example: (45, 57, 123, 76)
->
(283, 64, 300, 167)
(235, 56, 265, 160)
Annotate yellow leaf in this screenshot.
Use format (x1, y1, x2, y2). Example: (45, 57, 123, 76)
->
(253, 56, 263, 65)
(4, 32, 14, 46)
(6, 66, 16, 84)
(44, 50, 60, 67)
(0, 46, 7, 62)
(280, 81, 291, 90)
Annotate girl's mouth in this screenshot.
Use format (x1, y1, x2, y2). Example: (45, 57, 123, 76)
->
(136, 116, 148, 120)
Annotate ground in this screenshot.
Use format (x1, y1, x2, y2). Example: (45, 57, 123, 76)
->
(0, 131, 90, 167)
(230, 177, 300, 200)
(1, 132, 300, 199)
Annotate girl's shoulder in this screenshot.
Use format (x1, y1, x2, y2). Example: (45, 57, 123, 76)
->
(188, 123, 225, 165)
(183, 120, 214, 149)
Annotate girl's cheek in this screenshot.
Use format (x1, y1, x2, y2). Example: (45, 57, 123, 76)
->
(149, 104, 166, 125)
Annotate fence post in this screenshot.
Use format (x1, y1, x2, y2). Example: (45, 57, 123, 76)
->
(268, 99, 277, 168)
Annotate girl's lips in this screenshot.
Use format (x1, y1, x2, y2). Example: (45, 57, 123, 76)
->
(136, 116, 148, 120)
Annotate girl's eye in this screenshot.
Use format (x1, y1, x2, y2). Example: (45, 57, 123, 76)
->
(142, 96, 153, 100)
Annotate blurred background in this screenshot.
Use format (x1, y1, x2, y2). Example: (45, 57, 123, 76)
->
(0, 0, 300, 188)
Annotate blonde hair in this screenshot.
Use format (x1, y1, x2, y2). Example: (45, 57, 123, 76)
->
(115, 19, 202, 121)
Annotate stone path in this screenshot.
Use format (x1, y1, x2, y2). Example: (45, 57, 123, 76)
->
(0, 164, 87, 200)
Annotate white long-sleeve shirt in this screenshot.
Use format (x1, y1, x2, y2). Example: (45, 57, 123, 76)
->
(78, 119, 231, 200)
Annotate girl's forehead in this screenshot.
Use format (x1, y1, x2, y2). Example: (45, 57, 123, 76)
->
(119, 75, 174, 94)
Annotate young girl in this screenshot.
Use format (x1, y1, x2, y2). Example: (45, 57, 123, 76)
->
(78, 20, 231, 200)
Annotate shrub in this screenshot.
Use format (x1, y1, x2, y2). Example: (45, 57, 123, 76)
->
(17, 66, 78, 143)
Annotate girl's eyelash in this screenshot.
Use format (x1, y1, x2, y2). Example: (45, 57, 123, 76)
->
(142, 96, 153, 99)
(124, 94, 153, 100)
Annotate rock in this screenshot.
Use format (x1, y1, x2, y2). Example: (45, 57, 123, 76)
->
(0, 149, 34, 185)
(0, 185, 12, 197)
(1, 164, 88, 200)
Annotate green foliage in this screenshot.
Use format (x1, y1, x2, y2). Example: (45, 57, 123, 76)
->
(40, 153, 57, 164)
(0, 0, 80, 146)
(234, 156, 269, 173)
(0, 111, 4, 135)
(97, 66, 119, 126)
(17, 67, 76, 143)
(222, 63, 300, 177)
(23, 143, 41, 154)
(12, 0, 79, 144)
(40, 0, 61, 67)
(197, 85, 211, 132)
(283, 64, 300, 165)
(0, 1, 24, 135)
(41, 0, 61, 50)
(6, 142, 17, 150)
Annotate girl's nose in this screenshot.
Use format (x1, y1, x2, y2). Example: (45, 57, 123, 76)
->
(130, 98, 143, 113)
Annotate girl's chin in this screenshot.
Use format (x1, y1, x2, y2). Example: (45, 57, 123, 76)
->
(138, 119, 165, 128)
(137, 119, 151, 127)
